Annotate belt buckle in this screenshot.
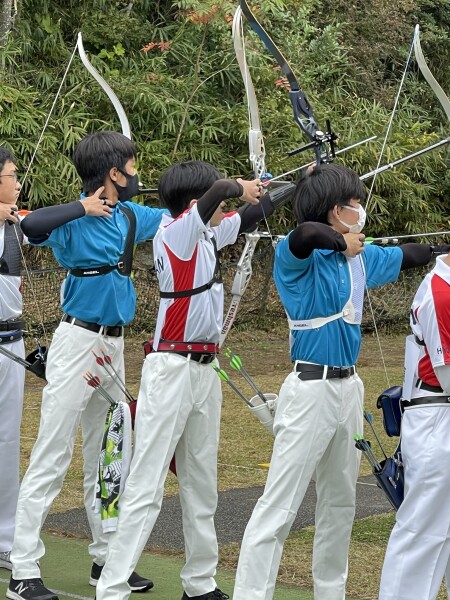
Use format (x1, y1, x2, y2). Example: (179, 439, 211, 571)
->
(105, 325, 122, 337)
(199, 353, 213, 364)
(332, 366, 350, 378)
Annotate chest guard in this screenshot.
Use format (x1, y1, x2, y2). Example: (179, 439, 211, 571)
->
(287, 255, 366, 331)
(0, 223, 24, 276)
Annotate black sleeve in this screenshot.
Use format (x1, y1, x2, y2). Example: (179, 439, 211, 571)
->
(20, 201, 86, 241)
(400, 243, 450, 270)
(289, 222, 347, 259)
(238, 193, 273, 233)
(196, 179, 243, 224)
(238, 183, 295, 234)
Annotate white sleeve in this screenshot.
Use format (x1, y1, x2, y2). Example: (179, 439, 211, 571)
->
(435, 365, 450, 394)
(212, 212, 241, 250)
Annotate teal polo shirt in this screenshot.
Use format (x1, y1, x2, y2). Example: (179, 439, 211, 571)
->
(274, 234, 403, 366)
(34, 201, 165, 325)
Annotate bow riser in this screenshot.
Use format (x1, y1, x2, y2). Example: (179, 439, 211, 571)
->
(220, 232, 259, 348)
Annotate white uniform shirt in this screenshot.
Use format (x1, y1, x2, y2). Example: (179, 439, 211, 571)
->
(410, 255, 450, 395)
(152, 204, 240, 348)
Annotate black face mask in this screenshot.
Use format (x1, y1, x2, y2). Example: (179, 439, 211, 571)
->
(113, 170, 140, 201)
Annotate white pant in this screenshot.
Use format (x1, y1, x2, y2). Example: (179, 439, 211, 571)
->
(233, 370, 364, 600)
(96, 351, 222, 600)
(379, 405, 450, 600)
(11, 322, 124, 578)
(0, 337, 25, 552)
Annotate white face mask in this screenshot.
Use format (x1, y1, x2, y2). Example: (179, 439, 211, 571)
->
(338, 204, 366, 234)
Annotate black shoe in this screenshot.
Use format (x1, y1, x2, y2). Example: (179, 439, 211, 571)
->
(6, 577, 59, 600)
(89, 562, 154, 593)
(181, 588, 229, 600)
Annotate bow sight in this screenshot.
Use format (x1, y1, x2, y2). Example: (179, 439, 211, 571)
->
(287, 118, 339, 163)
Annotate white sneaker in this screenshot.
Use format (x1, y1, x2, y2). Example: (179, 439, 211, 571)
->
(0, 550, 12, 570)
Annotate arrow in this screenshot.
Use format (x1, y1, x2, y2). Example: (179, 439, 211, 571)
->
(366, 231, 450, 245)
(83, 371, 117, 407)
(92, 350, 135, 404)
(212, 365, 253, 407)
(363, 411, 389, 460)
(225, 348, 268, 405)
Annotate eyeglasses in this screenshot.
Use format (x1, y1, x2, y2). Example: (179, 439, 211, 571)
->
(0, 173, 19, 181)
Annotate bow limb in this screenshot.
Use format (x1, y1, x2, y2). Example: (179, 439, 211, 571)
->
(232, 6, 266, 179)
(365, 25, 450, 210)
(413, 25, 450, 123)
(77, 33, 132, 139)
(239, 0, 332, 164)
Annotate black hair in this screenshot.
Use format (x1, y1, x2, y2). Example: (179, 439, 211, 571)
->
(293, 163, 367, 224)
(72, 131, 137, 195)
(158, 160, 223, 217)
(0, 147, 16, 177)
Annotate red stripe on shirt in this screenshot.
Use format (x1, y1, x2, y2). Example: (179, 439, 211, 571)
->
(418, 273, 450, 385)
(161, 242, 198, 341)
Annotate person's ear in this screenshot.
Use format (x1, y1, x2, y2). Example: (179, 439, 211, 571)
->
(328, 205, 340, 226)
(108, 167, 119, 182)
(189, 199, 198, 208)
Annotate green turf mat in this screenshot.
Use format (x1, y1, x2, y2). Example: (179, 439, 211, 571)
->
(0, 533, 314, 600)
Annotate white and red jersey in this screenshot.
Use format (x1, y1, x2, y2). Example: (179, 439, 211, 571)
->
(410, 255, 450, 388)
(152, 204, 241, 348)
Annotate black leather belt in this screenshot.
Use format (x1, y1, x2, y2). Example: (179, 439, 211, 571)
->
(295, 362, 356, 380)
(168, 350, 216, 364)
(0, 319, 25, 331)
(62, 314, 123, 337)
(0, 331, 23, 344)
(415, 378, 443, 393)
(402, 395, 450, 408)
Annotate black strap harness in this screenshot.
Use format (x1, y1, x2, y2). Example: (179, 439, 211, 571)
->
(0, 222, 24, 276)
(159, 237, 222, 299)
(68, 205, 136, 278)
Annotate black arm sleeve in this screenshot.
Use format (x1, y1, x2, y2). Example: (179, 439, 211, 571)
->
(238, 183, 295, 234)
(20, 201, 86, 241)
(400, 243, 439, 270)
(288, 222, 347, 259)
(238, 193, 273, 233)
(196, 179, 244, 225)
